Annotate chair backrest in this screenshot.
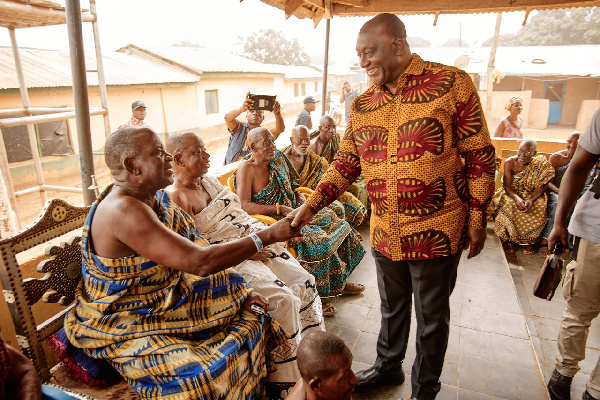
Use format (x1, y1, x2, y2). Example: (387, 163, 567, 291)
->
(0, 199, 90, 381)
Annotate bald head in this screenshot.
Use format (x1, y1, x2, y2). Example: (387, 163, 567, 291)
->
(165, 131, 199, 156)
(519, 138, 538, 152)
(320, 115, 334, 127)
(292, 125, 309, 140)
(297, 331, 350, 381)
(361, 13, 407, 40)
(247, 127, 270, 147)
(105, 126, 154, 173)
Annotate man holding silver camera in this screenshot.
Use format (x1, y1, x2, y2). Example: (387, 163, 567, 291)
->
(224, 94, 284, 165)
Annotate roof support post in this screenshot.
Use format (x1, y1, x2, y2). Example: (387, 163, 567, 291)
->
(89, 0, 111, 138)
(486, 13, 502, 122)
(65, 0, 96, 205)
(321, 18, 331, 116)
(9, 28, 46, 206)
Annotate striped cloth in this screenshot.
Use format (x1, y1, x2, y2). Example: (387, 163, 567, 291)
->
(65, 185, 287, 399)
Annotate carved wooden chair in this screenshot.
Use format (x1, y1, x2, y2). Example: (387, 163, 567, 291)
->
(0, 198, 137, 399)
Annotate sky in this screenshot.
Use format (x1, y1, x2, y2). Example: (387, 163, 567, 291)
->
(0, 0, 536, 68)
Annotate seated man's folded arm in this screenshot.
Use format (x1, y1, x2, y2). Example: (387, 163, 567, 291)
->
(236, 162, 279, 215)
(502, 158, 523, 203)
(111, 198, 294, 277)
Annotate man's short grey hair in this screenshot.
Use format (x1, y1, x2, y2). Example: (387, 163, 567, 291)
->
(105, 126, 153, 172)
(297, 331, 349, 381)
(247, 127, 270, 147)
(166, 131, 198, 156)
(520, 138, 538, 151)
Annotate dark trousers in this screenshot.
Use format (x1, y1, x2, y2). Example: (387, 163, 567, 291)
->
(371, 249, 461, 400)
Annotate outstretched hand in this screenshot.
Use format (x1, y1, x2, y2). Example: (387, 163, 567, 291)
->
(268, 214, 303, 242)
(465, 227, 486, 259)
(289, 204, 315, 228)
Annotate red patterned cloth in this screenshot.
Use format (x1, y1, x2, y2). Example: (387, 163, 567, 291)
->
(305, 54, 496, 261)
(0, 333, 10, 399)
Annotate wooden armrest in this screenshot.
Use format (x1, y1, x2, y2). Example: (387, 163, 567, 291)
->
(295, 187, 313, 196)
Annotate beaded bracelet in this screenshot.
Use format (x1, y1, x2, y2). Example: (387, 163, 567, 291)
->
(249, 233, 263, 251)
(276, 203, 281, 216)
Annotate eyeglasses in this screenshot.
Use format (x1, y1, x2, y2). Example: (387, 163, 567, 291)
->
(518, 150, 535, 156)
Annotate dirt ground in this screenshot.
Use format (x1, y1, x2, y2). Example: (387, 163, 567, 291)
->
(10, 122, 575, 230)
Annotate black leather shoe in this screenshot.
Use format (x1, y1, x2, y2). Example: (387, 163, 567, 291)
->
(354, 366, 405, 392)
(547, 369, 573, 400)
(583, 390, 598, 400)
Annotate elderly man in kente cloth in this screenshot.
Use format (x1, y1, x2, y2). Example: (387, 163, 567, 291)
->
(234, 127, 366, 318)
(492, 139, 555, 255)
(290, 13, 496, 400)
(310, 115, 369, 208)
(64, 126, 302, 400)
(165, 131, 324, 398)
(284, 125, 366, 227)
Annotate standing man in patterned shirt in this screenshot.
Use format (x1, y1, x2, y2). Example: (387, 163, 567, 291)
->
(118, 100, 149, 129)
(290, 13, 495, 400)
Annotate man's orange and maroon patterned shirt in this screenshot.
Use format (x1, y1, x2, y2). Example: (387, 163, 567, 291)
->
(305, 54, 496, 261)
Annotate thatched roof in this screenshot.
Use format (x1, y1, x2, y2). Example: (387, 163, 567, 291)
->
(259, 0, 600, 26)
(0, 0, 94, 29)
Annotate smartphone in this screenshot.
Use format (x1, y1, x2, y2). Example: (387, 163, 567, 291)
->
(248, 94, 276, 112)
(250, 302, 265, 315)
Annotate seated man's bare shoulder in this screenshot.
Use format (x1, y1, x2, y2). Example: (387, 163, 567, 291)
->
(91, 191, 162, 258)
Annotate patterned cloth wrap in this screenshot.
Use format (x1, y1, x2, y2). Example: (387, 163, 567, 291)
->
(282, 146, 366, 227)
(493, 155, 555, 244)
(0, 333, 8, 399)
(64, 185, 287, 400)
(310, 129, 370, 208)
(191, 175, 324, 394)
(234, 150, 365, 300)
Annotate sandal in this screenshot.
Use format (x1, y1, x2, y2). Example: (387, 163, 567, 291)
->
(342, 281, 365, 295)
(322, 302, 338, 317)
(539, 243, 549, 257)
(502, 241, 515, 254)
(523, 245, 535, 255)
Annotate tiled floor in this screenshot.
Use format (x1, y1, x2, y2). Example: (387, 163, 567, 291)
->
(326, 224, 599, 400)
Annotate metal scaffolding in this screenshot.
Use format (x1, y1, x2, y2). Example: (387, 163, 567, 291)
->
(0, 0, 110, 232)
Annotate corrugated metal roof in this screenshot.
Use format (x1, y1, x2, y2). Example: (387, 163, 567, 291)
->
(281, 65, 322, 79)
(0, 47, 199, 90)
(119, 45, 285, 76)
(413, 46, 600, 77)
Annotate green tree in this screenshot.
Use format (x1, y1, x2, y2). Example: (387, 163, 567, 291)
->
(482, 33, 518, 46)
(407, 36, 431, 47)
(235, 29, 310, 66)
(482, 7, 600, 45)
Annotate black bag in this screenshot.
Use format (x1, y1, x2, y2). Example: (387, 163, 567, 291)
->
(533, 242, 564, 301)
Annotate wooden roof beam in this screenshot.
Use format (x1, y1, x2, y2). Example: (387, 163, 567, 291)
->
(0, 0, 95, 28)
(285, 0, 305, 19)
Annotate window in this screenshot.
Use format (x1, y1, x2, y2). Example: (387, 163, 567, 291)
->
(204, 90, 219, 114)
(301, 83, 306, 96)
(1, 119, 73, 163)
(294, 83, 299, 97)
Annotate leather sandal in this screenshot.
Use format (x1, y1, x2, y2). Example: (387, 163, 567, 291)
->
(523, 245, 535, 255)
(342, 281, 365, 295)
(322, 302, 338, 317)
(502, 241, 516, 254)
